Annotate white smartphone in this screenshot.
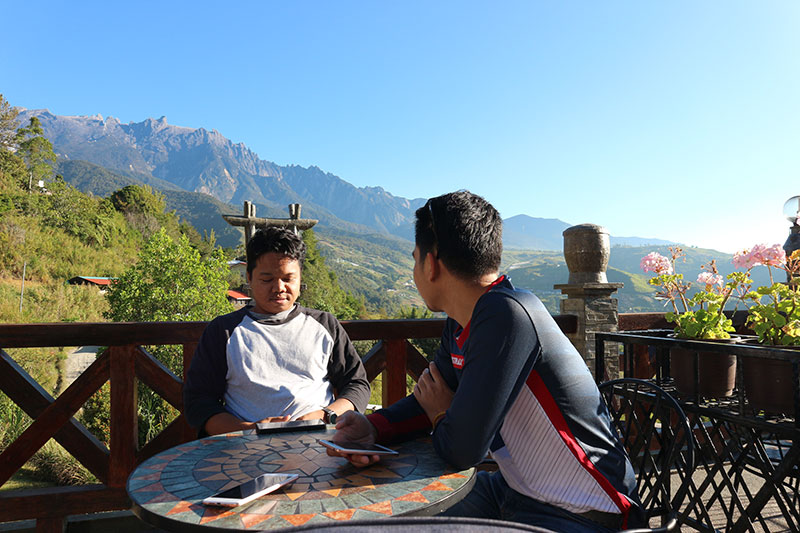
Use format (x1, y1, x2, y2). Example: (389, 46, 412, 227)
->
(201, 472, 299, 507)
(318, 439, 399, 455)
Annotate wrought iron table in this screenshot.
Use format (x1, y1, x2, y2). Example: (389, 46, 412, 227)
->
(595, 331, 800, 533)
(127, 426, 475, 531)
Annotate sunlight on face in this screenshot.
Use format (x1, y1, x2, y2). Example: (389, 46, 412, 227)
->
(247, 252, 302, 314)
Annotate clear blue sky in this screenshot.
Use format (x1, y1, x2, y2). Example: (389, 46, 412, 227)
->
(3, 1, 799, 253)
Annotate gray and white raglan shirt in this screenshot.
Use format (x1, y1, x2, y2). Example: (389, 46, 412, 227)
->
(183, 305, 370, 433)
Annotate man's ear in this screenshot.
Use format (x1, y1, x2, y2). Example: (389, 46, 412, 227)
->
(426, 252, 440, 281)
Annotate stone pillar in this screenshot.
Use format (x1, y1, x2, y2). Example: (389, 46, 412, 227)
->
(554, 224, 623, 381)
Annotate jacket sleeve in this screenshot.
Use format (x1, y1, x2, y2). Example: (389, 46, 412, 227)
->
(183, 317, 231, 435)
(326, 317, 371, 412)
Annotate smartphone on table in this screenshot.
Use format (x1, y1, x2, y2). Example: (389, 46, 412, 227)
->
(201, 472, 299, 507)
(256, 419, 326, 434)
(318, 439, 399, 455)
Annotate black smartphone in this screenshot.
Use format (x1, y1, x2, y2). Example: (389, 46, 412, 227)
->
(256, 419, 326, 434)
(201, 473, 299, 507)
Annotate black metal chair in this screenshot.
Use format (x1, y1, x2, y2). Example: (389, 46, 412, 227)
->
(599, 378, 695, 533)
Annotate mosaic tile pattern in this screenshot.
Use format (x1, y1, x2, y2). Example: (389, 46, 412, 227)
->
(128, 428, 474, 531)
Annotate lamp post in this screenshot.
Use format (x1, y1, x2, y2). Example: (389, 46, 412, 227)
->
(782, 196, 800, 284)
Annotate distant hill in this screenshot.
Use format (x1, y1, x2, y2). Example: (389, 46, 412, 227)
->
(506, 244, 776, 313)
(56, 159, 185, 196)
(53, 153, 772, 314)
(503, 215, 571, 250)
(610, 236, 676, 247)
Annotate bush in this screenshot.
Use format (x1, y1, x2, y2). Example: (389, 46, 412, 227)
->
(28, 441, 97, 486)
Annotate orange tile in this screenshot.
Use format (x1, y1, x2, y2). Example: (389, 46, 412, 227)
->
(440, 472, 467, 479)
(166, 501, 200, 516)
(239, 513, 274, 528)
(421, 481, 453, 492)
(360, 500, 393, 515)
(322, 509, 356, 521)
(281, 513, 316, 526)
(199, 507, 236, 524)
(396, 491, 429, 503)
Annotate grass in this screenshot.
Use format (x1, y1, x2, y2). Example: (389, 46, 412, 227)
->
(1, 465, 56, 492)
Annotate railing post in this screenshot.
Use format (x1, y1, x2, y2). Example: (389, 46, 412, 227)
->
(555, 224, 622, 380)
(382, 339, 408, 407)
(109, 345, 138, 487)
(35, 517, 65, 533)
(182, 342, 199, 442)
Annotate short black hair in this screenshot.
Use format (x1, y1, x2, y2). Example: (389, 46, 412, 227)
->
(415, 190, 502, 280)
(246, 227, 306, 274)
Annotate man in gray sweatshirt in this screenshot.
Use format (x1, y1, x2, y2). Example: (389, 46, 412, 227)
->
(183, 227, 370, 436)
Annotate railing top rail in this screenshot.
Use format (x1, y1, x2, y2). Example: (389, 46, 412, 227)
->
(0, 315, 578, 348)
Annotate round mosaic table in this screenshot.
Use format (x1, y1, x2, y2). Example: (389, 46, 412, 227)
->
(127, 427, 475, 531)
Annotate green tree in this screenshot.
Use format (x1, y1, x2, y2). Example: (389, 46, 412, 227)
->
(16, 116, 56, 190)
(106, 183, 196, 243)
(106, 228, 232, 323)
(109, 184, 166, 216)
(0, 94, 25, 192)
(104, 229, 233, 443)
(0, 93, 19, 150)
(298, 229, 365, 320)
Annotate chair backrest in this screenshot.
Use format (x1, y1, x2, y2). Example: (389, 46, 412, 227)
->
(599, 378, 695, 532)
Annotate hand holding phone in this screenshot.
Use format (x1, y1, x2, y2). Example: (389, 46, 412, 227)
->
(202, 473, 299, 507)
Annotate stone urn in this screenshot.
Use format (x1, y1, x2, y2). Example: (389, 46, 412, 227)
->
(562, 224, 610, 284)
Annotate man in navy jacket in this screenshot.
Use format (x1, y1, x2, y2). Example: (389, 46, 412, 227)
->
(329, 191, 644, 532)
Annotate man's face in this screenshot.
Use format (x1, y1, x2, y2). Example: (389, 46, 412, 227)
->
(412, 246, 437, 311)
(247, 252, 302, 314)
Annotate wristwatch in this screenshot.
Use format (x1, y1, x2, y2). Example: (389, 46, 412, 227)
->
(322, 407, 337, 424)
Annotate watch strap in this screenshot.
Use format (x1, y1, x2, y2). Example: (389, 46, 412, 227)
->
(322, 407, 337, 424)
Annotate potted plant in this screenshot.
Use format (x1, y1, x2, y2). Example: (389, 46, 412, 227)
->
(641, 247, 752, 398)
(736, 244, 800, 414)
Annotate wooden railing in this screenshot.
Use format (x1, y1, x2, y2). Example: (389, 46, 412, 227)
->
(0, 316, 578, 531)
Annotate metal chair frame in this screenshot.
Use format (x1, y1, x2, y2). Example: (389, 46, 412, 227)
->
(599, 378, 696, 533)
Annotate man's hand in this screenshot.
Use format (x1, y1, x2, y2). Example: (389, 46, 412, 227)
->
(413, 362, 454, 424)
(258, 415, 291, 424)
(295, 410, 324, 421)
(204, 413, 289, 436)
(325, 411, 381, 467)
(293, 398, 355, 422)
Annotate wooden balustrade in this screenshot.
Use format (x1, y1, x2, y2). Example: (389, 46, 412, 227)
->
(0, 315, 578, 531)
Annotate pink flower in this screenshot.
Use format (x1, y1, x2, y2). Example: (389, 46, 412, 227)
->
(641, 252, 672, 274)
(736, 243, 787, 268)
(759, 244, 786, 266)
(732, 249, 755, 269)
(697, 272, 723, 286)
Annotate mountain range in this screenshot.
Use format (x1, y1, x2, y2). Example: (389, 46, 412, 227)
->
(17, 109, 730, 313)
(20, 109, 675, 251)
